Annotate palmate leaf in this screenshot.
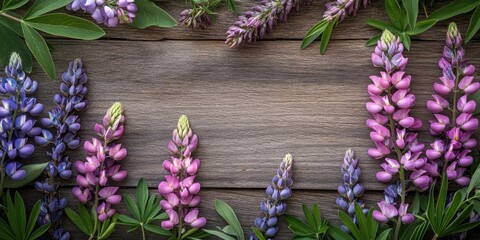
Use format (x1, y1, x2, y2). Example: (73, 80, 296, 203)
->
(214, 199, 245, 239)
(21, 22, 55, 80)
(0, 24, 32, 73)
(466, 6, 480, 42)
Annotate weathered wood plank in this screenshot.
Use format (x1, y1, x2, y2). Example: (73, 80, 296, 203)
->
(19, 188, 384, 239)
(62, 0, 478, 41)
(19, 39, 480, 191)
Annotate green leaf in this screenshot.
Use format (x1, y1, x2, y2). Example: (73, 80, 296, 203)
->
(376, 228, 392, 240)
(301, 19, 328, 49)
(203, 229, 236, 240)
(400, 33, 411, 50)
(124, 194, 141, 220)
(144, 223, 172, 236)
(136, 177, 148, 219)
(338, 210, 362, 239)
(2, 0, 28, 11)
(366, 34, 381, 46)
(284, 214, 314, 236)
(25, 13, 105, 40)
(468, 165, 480, 194)
(402, 0, 419, 29)
(251, 227, 266, 240)
(408, 19, 438, 35)
(24, 0, 72, 19)
(466, 6, 480, 42)
(354, 202, 368, 237)
(444, 219, 480, 235)
(3, 162, 48, 188)
(14, 192, 26, 239)
(327, 223, 353, 240)
(21, 22, 55, 80)
(78, 203, 93, 233)
(225, 0, 236, 13)
(131, 0, 177, 29)
(26, 200, 41, 237)
(385, 0, 402, 29)
(442, 191, 464, 228)
(27, 223, 50, 240)
(426, 181, 437, 230)
(410, 192, 421, 215)
(366, 19, 391, 30)
(320, 20, 335, 55)
(99, 215, 117, 240)
(118, 214, 140, 225)
(428, 0, 479, 21)
(215, 199, 244, 240)
(302, 204, 316, 231)
(0, 24, 32, 73)
(436, 175, 449, 223)
(0, 15, 23, 37)
(65, 208, 91, 235)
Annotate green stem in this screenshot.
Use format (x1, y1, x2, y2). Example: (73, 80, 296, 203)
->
(89, 184, 100, 240)
(141, 224, 146, 240)
(0, 12, 21, 22)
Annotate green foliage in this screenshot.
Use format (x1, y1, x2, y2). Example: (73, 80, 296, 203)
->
(336, 203, 391, 240)
(0, 191, 50, 240)
(284, 204, 329, 239)
(118, 178, 170, 239)
(425, 175, 480, 238)
(65, 203, 118, 239)
(203, 199, 245, 240)
(3, 162, 48, 189)
(366, 0, 437, 50)
(0, 0, 105, 79)
(301, 18, 337, 54)
(131, 0, 177, 29)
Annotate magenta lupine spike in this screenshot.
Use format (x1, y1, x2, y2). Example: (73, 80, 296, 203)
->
(72, 103, 127, 222)
(225, 0, 312, 47)
(366, 30, 422, 228)
(158, 115, 206, 236)
(425, 22, 478, 186)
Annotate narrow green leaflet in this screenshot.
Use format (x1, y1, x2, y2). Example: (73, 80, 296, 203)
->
(0, 24, 32, 72)
(428, 0, 479, 21)
(408, 19, 438, 35)
(3, 162, 48, 188)
(326, 223, 353, 240)
(214, 199, 244, 239)
(2, 0, 28, 11)
(25, 13, 105, 40)
(203, 230, 237, 240)
(131, 0, 177, 29)
(21, 22, 55, 80)
(467, 165, 480, 194)
(402, 0, 418, 29)
(466, 6, 480, 42)
(301, 19, 329, 49)
(366, 34, 381, 46)
(0, 15, 23, 36)
(225, 0, 236, 13)
(320, 20, 335, 54)
(24, 0, 72, 19)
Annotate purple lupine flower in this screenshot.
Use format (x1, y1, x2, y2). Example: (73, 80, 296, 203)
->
(226, 0, 312, 47)
(0, 52, 43, 196)
(323, 0, 367, 21)
(158, 115, 206, 233)
(336, 149, 368, 232)
(67, 0, 137, 27)
(367, 30, 424, 226)
(425, 22, 478, 186)
(250, 154, 293, 240)
(35, 59, 88, 240)
(72, 102, 127, 222)
(179, 0, 217, 29)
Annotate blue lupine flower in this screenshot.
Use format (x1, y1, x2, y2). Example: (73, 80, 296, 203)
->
(336, 149, 368, 232)
(0, 52, 43, 185)
(35, 59, 88, 240)
(251, 154, 293, 240)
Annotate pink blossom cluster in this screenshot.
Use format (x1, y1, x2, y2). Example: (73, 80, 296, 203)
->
(425, 22, 478, 186)
(72, 102, 127, 221)
(158, 115, 206, 232)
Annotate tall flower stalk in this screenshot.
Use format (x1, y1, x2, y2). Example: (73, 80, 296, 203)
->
(250, 153, 293, 240)
(72, 102, 127, 240)
(158, 115, 206, 239)
(35, 59, 88, 240)
(335, 149, 367, 232)
(366, 30, 427, 240)
(226, 0, 311, 47)
(68, 0, 137, 27)
(425, 22, 478, 185)
(0, 52, 43, 199)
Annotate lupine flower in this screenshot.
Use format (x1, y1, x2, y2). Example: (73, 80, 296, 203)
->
(367, 30, 425, 227)
(72, 102, 127, 222)
(158, 115, 206, 233)
(179, 0, 218, 29)
(250, 154, 293, 240)
(335, 149, 367, 232)
(323, 0, 368, 22)
(35, 59, 88, 240)
(0, 52, 43, 195)
(226, 0, 312, 47)
(425, 23, 478, 186)
(67, 0, 137, 27)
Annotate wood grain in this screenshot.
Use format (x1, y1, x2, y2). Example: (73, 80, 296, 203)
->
(21, 39, 480, 191)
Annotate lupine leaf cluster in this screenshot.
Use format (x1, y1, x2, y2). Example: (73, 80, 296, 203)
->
(301, 0, 368, 54)
(0, 0, 105, 80)
(203, 199, 245, 240)
(284, 204, 329, 240)
(118, 178, 169, 240)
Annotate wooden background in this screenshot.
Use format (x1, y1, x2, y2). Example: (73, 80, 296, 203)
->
(10, 0, 480, 239)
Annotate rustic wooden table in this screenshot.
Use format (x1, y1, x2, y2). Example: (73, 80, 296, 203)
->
(16, 0, 480, 239)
